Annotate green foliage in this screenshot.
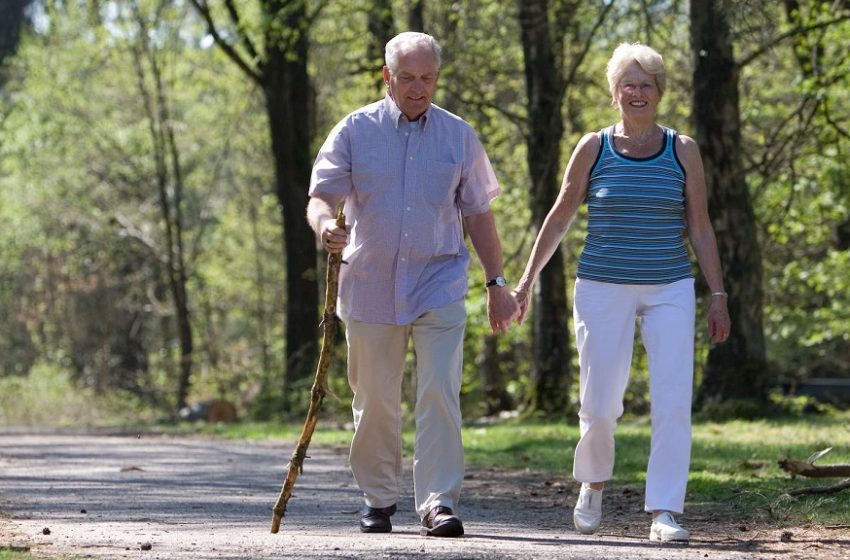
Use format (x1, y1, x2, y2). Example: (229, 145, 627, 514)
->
(695, 397, 779, 422)
(0, 549, 86, 560)
(0, 362, 156, 427)
(203, 411, 850, 524)
(0, 1, 282, 414)
(0, 549, 34, 560)
(689, 415, 850, 524)
(465, 414, 850, 524)
(1, 0, 849, 422)
(767, 391, 835, 416)
(739, 3, 850, 382)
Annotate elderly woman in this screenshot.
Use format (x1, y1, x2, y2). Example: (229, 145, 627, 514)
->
(513, 43, 731, 542)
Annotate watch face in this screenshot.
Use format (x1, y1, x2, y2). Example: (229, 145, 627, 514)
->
(496, 277, 507, 287)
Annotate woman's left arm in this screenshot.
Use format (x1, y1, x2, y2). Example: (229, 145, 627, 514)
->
(678, 135, 731, 344)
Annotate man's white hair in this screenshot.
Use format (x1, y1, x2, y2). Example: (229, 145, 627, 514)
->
(385, 32, 442, 74)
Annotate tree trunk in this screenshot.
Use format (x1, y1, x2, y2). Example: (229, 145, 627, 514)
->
(407, 0, 425, 32)
(518, 0, 571, 414)
(0, 0, 30, 79)
(131, 8, 195, 411)
(163, 74, 193, 413)
(189, 0, 321, 412)
(366, 0, 395, 93)
(690, 0, 767, 406)
(478, 334, 513, 416)
(248, 194, 271, 375)
(262, 2, 319, 406)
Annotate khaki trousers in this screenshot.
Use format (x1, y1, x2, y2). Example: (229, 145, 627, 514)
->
(344, 298, 466, 518)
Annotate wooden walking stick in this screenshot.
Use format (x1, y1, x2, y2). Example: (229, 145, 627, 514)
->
(270, 206, 345, 533)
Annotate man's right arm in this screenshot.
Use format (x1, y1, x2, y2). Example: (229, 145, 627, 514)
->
(307, 195, 348, 254)
(307, 116, 352, 254)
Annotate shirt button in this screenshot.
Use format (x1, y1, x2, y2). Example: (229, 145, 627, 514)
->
(409, 156, 413, 160)
(401, 257, 406, 262)
(406, 207, 411, 211)
(404, 233, 408, 237)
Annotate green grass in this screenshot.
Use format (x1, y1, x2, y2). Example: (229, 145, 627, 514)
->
(463, 413, 850, 525)
(0, 548, 85, 560)
(200, 410, 850, 526)
(5, 365, 845, 527)
(176, 420, 355, 447)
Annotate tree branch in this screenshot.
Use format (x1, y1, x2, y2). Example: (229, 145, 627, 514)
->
(188, 0, 263, 85)
(223, 0, 260, 64)
(562, 2, 615, 92)
(442, 86, 527, 132)
(738, 13, 850, 69)
(824, 101, 850, 141)
(788, 478, 850, 496)
(778, 458, 850, 478)
(306, 0, 331, 28)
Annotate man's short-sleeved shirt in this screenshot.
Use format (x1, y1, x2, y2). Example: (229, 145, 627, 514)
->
(309, 96, 500, 325)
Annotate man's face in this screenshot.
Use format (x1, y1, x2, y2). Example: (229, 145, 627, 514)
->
(383, 46, 439, 121)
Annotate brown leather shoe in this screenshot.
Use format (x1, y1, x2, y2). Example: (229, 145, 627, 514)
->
(359, 504, 397, 533)
(420, 506, 464, 537)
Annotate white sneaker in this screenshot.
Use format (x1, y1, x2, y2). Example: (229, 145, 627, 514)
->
(573, 485, 603, 534)
(650, 511, 689, 542)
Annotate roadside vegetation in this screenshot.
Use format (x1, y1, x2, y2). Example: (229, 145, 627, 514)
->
(0, 550, 87, 560)
(189, 408, 850, 527)
(465, 413, 850, 526)
(3, 366, 848, 528)
(2, 1, 850, 425)
(0, 549, 84, 560)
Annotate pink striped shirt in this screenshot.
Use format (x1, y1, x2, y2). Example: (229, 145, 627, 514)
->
(309, 96, 500, 325)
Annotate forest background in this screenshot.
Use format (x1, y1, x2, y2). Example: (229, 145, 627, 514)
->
(1, 0, 849, 426)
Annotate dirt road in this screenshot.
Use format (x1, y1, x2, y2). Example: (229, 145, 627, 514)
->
(1, 430, 846, 559)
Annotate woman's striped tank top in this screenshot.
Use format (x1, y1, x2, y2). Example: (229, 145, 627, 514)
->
(576, 125, 692, 285)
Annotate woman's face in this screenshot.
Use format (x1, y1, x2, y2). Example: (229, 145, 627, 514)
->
(614, 62, 660, 118)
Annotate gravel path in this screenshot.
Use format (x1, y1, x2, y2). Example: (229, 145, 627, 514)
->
(1, 430, 846, 559)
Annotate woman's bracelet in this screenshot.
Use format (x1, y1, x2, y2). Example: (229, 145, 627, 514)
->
(711, 291, 728, 298)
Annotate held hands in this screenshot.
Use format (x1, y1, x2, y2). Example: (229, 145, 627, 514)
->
(487, 286, 520, 333)
(512, 287, 531, 325)
(320, 218, 350, 254)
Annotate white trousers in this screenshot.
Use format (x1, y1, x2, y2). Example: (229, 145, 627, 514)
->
(344, 298, 466, 518)
(572, 278, 695, 513)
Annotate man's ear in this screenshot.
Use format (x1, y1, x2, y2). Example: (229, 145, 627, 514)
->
(382, 66, 391, 88)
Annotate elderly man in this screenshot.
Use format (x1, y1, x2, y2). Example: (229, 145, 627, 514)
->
(306, 32, 517, 537)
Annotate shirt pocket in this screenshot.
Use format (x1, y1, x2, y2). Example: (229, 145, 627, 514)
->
(351, 148, 391, 204)
(420, 160, 463, 257)
(422, 159, 461, 209)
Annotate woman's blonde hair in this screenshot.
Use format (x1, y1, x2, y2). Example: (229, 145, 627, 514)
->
(606, 42, 666, 102)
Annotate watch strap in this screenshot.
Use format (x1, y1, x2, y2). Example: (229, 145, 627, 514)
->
(485, 276, 507, 288)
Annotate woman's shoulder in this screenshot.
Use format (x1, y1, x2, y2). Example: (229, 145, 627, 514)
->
(661, 125, 694, 146)
(667, 129, 702, 173)
(576, 130, 603, 153)
(670, 131, 699, 157)
(566, 131, 604, 173)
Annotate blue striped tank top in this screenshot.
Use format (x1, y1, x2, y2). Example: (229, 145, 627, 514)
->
(576, 125, 692, 285)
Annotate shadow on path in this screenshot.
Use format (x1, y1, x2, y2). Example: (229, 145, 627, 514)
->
(0, 432, 845, 560)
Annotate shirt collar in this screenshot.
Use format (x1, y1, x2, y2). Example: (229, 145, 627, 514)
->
(383, 94, 431, 130)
